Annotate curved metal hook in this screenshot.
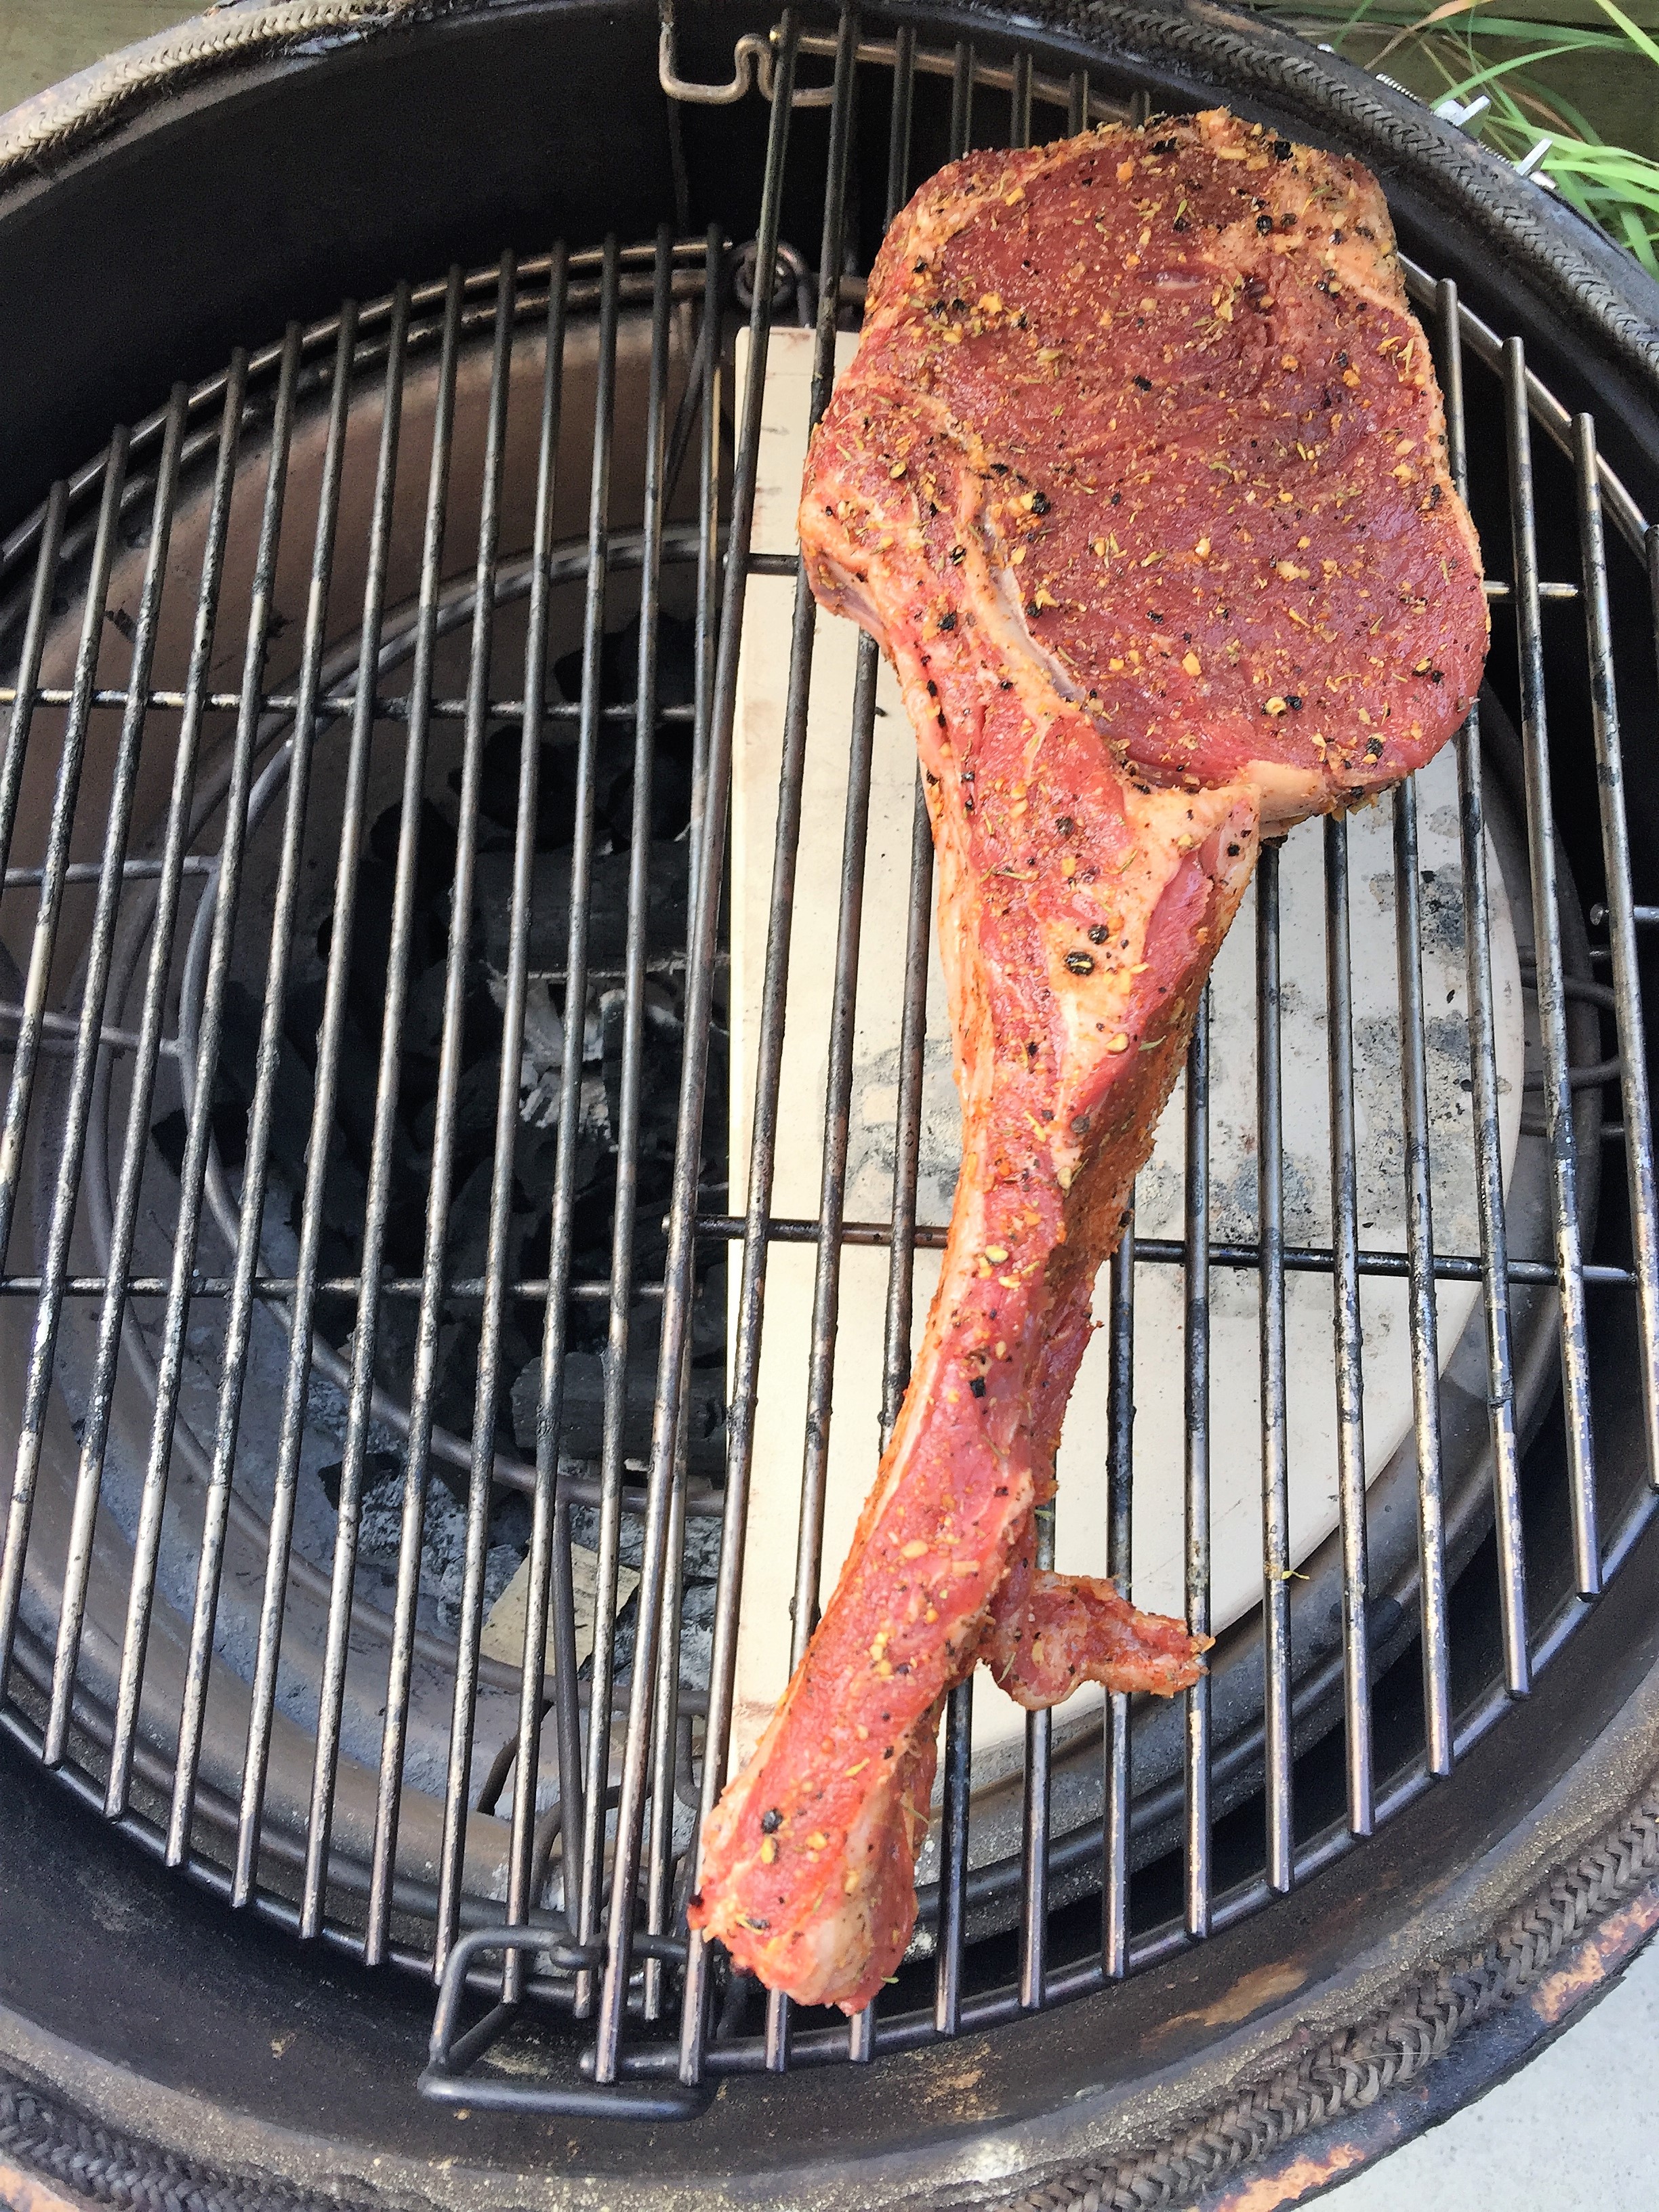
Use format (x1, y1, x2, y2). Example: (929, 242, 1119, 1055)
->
(657, 1, 834, 106)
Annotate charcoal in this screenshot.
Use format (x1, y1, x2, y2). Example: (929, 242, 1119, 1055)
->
(510, 1344, 661, 1462)
(465, 724, 581, 847)
(551, 611, 697, 718)
(598, 986, 682, 1153)
(368, 794, 457, 900)
(691, 1262, 726, 1358)
(408, 1051, 504, 1162)
(401, 958, 452, 1063)
(306, 1125, 367, 1250)
(149, 1106, 188, 1177)
(152, 979, 313, 1189)
(605, 1589, 640, 1684)
(330, 856, 397, 1027)
(316, 1444, 403, 1523)
(594, 729, 695, 848)
(473, 842, 689, 977)
(322, 1006, 384, 1174)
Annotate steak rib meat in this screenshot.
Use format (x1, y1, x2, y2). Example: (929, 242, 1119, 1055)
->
(687, 110, 1486, 2015)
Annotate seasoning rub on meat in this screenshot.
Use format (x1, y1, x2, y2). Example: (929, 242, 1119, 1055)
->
(688, 110, 1487, 2014)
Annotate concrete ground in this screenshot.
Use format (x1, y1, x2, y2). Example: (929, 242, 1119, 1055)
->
(0, 4, 1654, 2207)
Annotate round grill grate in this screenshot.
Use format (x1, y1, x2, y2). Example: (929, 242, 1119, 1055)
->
(0, 0, 1656, 2161)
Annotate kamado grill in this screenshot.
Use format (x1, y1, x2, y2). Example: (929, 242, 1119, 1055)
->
(3, 3, 1659, 2206)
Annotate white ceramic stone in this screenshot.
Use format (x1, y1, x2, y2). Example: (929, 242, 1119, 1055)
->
(726, 329, 1523, 1779)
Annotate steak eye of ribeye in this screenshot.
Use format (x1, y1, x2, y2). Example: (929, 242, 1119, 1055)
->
(687, 110, 1486, 2017)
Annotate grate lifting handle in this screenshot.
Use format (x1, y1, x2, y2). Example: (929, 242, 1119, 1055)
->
(657, 0, 834, 105)
(422, 1926, 710, 2118)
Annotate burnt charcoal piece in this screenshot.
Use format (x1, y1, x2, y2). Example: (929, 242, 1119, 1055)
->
(152, 979, 314, 1185)
(458, 723, 582, 850)
(551, 610, 697, 720)
(407, 1051, 504, 1161)
(595, 726, 696, 848)
(472, 841, 689, 977)
(316, 1449, 404, 1551)
(598, 987, 684, 1162)
(510, 1340, 664, 1463)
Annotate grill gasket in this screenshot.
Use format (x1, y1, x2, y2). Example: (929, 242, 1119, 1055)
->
(0, 0, 1652, 2125)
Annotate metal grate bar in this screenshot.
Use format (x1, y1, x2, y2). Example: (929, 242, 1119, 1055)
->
(37, 368, 242, 1772)
(1183, 990, 1211, 1938)
(949, 39, 973, 157)
(0, 438, 127, 1282)
(0, 684, 698, 726)
(494, 242, 571, 1998)
(0, 481, 68, 903)
(1575, 419, 1659, 1492)
(3, 854, 213, 890)
(1007, 60, 1052, 2021)
(108, 338, 279, 1814)
(642, 1385, 690, 2024)
(556, 234, 625, 2009)
(173, 308, 356, 1866)
(1323, 817, 1374, 1832)
(234, 283, 432, 1906)
(1019, 1680, 1052, 2007)
(28, 401, 184, 1762)
(1009, 47, 1033, 148)
(687, 222, 724, 918)
(410, 253, 516, 1963)
(933, 1664, 972, 2035)
(643, 222, 726, 2024)
(1103, 1217, 1134, 1974)
(587, 224, 680, 2054)
(1437, 280, 1529, 1698)
(674, 11, 801, 2089)
(331, 273, 418, 1958)
(882, 865, 935, 1436)
(1258, 846, 1293, 1893)
(1393, 777, 1453, 1776)
(886, 22, 916, 218)
(270, 272, 407, 1955)
(1504, 336, 1600, 1597)
(755, 0, 865, 2078)
(686, 1211, 1633, 1288)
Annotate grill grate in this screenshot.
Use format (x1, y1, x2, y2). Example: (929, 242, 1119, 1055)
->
(0, 1, 1654, 2122)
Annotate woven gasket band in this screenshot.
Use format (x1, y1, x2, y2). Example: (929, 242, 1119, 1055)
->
(0, 2069, 388, 2212)
(0, 2, 449, 189)
(948, 1784, 1659, 2212)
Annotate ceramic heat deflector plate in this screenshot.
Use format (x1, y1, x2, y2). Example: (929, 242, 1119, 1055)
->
(726, 327, 1523, 1811)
